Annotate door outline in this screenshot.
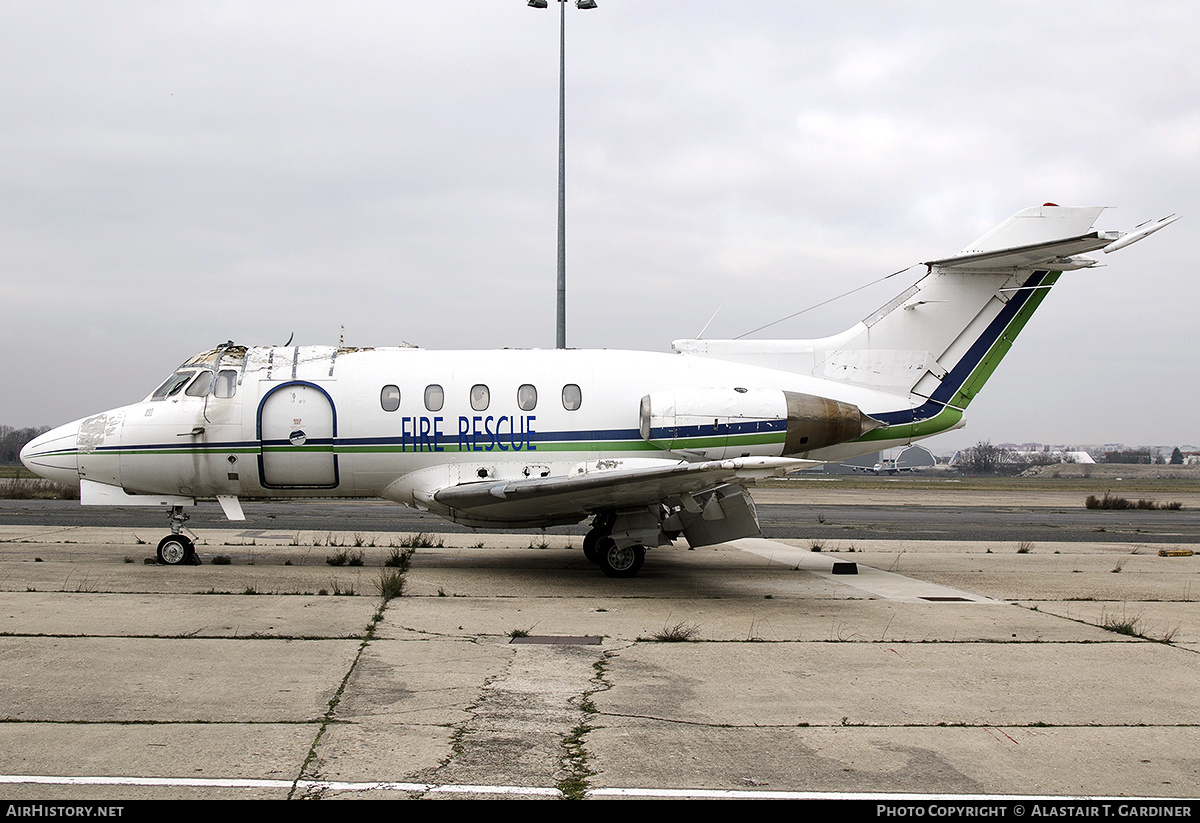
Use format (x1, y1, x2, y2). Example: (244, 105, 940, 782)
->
(257, 381, 340, 489)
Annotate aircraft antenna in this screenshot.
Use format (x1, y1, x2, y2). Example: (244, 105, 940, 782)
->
(696, 306, 722, 339)
(733, 264, 918, 339)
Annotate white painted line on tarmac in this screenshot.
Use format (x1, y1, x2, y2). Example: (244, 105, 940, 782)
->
(0, 774, 1095, 799)
(0, 775, 558, 796)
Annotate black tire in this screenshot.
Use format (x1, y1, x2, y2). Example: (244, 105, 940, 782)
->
(582, 529, 601, 564)
(157, 535, 194, 566)
(596, 539, 645, 578)
(584, 514, 615, 565)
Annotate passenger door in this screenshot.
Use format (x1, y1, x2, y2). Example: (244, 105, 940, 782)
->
(258, 382, 338, 488)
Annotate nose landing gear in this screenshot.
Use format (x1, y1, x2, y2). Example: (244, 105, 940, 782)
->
(157, 505, 200, 565)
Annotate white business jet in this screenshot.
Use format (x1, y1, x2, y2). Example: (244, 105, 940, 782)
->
(20, 205, 1176, 576)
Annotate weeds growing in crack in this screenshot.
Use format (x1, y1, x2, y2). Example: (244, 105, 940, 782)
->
(558, 722, 595, 800)
(289, 622, 375, 799)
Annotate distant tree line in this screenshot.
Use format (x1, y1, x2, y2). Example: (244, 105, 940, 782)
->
(1106, 448, 1188, 465)
(1104, 449, 1152, 464)
(955, 441, 1064, 476)
(959, 441, 1192, 474)
(0, 426, 49, 464)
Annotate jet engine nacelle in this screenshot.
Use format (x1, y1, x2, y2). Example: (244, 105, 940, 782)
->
(639, 387, 879, 460)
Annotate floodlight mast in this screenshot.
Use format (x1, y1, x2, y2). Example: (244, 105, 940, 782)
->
(528, 0, 598, 349)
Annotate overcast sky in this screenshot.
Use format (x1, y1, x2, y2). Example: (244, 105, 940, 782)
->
(2, 1, 1196, 453)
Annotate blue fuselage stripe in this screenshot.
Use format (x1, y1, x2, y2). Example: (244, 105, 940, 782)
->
(871, 270, 1047, 426)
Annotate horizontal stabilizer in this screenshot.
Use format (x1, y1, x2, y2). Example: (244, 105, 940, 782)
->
(925, 232, 1117, 272)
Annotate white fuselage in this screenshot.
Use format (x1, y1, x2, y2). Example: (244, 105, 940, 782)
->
(26, 345, 923, 526)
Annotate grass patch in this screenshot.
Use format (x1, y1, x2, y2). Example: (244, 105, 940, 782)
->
(1100, 611, 1142, 637)
(384, 546, 415, 570)
(325, 548, 364, 567)
(558, 722, 596, 800)
(376, 568, 406, 602)
(0, 478, 79, 500)
(397, 532, 443, 549)
(652, 621, 701, 642)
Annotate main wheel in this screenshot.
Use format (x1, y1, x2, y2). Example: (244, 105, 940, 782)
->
(582, 529, 601, 564)
(583, 513, 615, 565)
(157, 534, 195, 566)
(596, 539, 645, 578)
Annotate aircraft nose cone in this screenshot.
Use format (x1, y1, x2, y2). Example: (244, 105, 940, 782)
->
(19, 422, 80, 486)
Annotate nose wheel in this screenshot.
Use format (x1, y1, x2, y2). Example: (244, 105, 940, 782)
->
(157, 505, 200, 565)
(157, 534, 197, 565)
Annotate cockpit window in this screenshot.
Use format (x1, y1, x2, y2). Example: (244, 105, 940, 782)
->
(185, 371, 213, 397)
(214, 369, 238, 398)
(151, 370, 196, 400)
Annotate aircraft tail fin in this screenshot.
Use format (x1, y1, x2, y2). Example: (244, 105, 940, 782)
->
(674, 205, 1176, 439)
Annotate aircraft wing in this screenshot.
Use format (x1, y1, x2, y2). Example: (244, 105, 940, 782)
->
(426, 456, 816, 526)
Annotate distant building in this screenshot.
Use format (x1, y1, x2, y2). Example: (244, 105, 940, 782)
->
(895, 445, 936, 470)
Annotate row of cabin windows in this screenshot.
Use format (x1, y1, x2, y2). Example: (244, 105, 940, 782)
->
(380, 383, 582, 413)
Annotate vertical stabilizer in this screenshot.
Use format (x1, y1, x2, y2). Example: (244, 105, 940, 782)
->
(674, 205, 1171, 440)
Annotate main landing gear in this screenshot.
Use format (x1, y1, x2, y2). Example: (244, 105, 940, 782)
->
(582, 513, 646, 578)
(157, 505, 200, 566)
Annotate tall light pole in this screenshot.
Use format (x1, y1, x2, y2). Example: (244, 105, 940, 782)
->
(529, 0, 597, 349)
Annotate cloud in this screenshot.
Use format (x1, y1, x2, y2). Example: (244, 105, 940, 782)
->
(0, 1, 1195, 451)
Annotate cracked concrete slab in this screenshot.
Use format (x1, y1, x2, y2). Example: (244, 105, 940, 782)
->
(1, 489, 1198, 799)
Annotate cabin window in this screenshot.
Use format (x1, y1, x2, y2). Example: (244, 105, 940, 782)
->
(151, 370, 195, 400)
(424, 384, 444, 412)
(185, 371, 213, 397)
(470, 384, 490, 411)
(380, 384, 401, 412)
(562, 384, 582, 411)
(517, 384, 537, 411)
